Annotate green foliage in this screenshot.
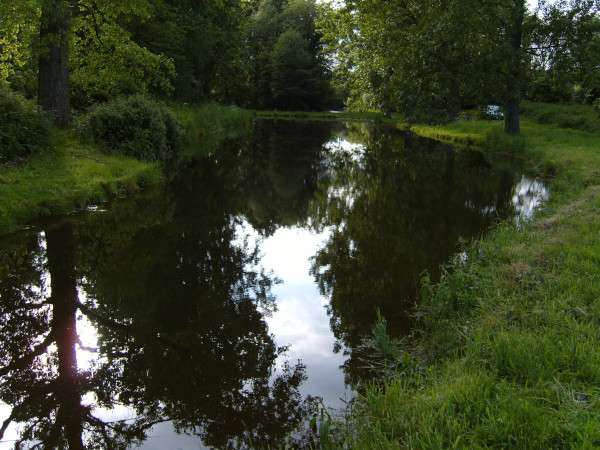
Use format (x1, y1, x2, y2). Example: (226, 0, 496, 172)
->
(527, 76, 572, 104)
(0, 1, 39, 96)
(532, 2, 600, 104)
(170, 103, 254, 139)
(84, 95, 182, 163)
(245, 0, 332, 110)
(594, 98, 600, 119)
(0, 87, 51, 162)
(270, 29, 329, 110)
(69, 9, 175, 109)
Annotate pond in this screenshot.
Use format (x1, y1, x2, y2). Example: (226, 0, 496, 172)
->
(0, 120, 548, 448)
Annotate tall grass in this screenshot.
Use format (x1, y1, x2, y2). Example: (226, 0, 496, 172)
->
(170, 103, 254, 138)
(520, 101, 599, 132)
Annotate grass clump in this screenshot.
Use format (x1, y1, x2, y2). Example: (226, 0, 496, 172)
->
(170, 103, 254, 138)
(0, 87, 51, 162)
(84, 94, 182, 163)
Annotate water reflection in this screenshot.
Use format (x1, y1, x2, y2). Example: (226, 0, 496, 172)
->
(308, 125, 549, 385)
(0, 154, 315, 448)
(0, 120, 548, 447)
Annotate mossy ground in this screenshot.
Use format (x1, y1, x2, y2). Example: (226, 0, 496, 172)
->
(336, 103, 600, 448)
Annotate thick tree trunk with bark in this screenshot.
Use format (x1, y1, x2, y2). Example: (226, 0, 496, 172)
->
(504, 0, 524, 135)
(38, 0, 71, 126)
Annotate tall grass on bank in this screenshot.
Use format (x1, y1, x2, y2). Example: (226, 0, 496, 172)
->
(0, 102, 257, 236)
(521, 100, 599, 133)
(170, 103, 254, 138)
(338, 111, 600, 448)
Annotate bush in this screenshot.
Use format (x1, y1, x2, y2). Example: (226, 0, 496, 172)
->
(0, 87, 51, 162)
(85, 95, 182, 163)
(527, 77, 571, 104)
(594, 98, 600, 119)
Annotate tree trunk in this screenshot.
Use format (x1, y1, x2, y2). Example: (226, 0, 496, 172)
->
(46, 222, 85, 449)
(38, 0, 71, 126)
(504, 0, 524, 135)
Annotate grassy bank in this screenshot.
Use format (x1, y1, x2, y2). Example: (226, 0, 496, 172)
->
(171, 103, 254, 139)
(0, 104, 253, 236)
(0, 129, 161, 235)
(337, 105, 600, 447)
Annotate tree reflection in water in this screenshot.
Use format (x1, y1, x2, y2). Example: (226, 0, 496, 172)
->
(309, 125, 528, 386)
(0, 150, 316, 448)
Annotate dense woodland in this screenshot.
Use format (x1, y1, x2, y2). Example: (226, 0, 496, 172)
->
(0, 0, 599, 142)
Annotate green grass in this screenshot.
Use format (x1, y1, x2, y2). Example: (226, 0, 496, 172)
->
(338, 107, 600, 448)
(0, 103, 256, 236)
(0, 128, 162, 235)
(521, 100, 599, 133)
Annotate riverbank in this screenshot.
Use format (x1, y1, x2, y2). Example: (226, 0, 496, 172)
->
(335, 111, 600, 447)
(0, 104, 253, 236)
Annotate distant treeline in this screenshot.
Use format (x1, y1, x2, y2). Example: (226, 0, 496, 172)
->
(0, 0, 335, 119)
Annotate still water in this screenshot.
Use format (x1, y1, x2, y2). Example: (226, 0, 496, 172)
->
(0, 121, 547, 448)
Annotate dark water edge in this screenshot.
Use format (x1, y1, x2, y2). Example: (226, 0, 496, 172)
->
(0, 120, 548, 448)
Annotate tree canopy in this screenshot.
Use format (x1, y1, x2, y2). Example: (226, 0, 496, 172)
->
(0, 0, 598, 128)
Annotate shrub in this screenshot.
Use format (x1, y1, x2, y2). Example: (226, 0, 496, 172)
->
(0, 87, 51, 162)
(527, 77, 571, 104)
(594, 98, 600, 120)
(85, 95, 182, 163)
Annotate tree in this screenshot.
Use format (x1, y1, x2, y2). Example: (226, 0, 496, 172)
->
(530, 0, 600, 104)
(245, 0, 332, 110)
(270, 30, 320, 110)
(38, 0, 71, 125)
